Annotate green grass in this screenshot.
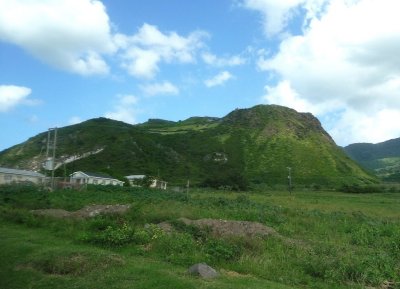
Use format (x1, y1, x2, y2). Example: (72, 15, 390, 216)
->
(0, 223, 294, 289)
(1, 185, 399, 289)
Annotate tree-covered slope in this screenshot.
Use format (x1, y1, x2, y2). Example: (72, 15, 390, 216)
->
(344, 138, 400, 182)
(0, 105, 377, 188)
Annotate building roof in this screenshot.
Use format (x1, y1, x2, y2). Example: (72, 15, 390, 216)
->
(70, 171, 124, 182)
(125, 175, 146, 180)
(82, 171, 114, 178)
(0, 167, 45, 178)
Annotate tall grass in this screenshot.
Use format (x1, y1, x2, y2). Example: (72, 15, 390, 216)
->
(0, 184, 399, 289)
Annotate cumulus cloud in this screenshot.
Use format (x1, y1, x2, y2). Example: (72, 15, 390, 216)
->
(251, 0, 400, 144)
(0, 0, 115, 75)
(263, 81, 314, 112)
(116, 24, 207, 79)
(204, 71, 234, 87)
(242, 0, 308, 36)
(202, 52, 246, 67)
(330, 108, 400, 145)
(105, 95, 139, 124)
(68, 116, 83, 125)
(0, 85, 32, 112)
(0, 2, 212, 79)
(140, 81, 179, 96)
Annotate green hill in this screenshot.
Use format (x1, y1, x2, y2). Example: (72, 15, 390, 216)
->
(0, 105, 376, 188)
(344, 138, 400, 182)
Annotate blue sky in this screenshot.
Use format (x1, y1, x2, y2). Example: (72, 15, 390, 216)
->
(1, 0, 400, 151)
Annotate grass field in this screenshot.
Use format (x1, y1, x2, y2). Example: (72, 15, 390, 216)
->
(0, 185, 399, 289)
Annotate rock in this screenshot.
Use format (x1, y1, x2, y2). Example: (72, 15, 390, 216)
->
(156, 221, 174, 234)
(188, 263, 219, 279)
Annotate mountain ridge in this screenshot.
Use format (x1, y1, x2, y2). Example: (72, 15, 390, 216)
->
(344, 137, 400, 182)
(0, 105, 377, 188)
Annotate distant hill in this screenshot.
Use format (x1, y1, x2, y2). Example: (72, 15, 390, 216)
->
(0, 105, 377, 189)
(344, 138, 400, 182)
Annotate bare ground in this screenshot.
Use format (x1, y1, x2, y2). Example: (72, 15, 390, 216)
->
(31, 204, 131, 219)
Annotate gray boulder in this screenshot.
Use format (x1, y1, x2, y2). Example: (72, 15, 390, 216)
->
(188, 263, 219, 279)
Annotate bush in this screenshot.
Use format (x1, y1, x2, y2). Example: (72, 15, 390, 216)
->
(83, 222, 135, 247)
(82, 222, 164, 248)
(0, 184, 50, 209)
(152, 233, 200, 265)
(205, 238, 242, 262)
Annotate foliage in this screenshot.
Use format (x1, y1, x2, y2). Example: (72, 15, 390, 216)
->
(340, 183, 400, 194)
(1, 185, 400, 289)
(344, 138, 400, 182)
(0, 105, 378, 188)
(82, 222, 136, 247)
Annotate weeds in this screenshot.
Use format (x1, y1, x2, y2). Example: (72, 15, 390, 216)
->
(0, 185, 399, 288)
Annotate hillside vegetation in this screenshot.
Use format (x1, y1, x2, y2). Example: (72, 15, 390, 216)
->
(0, 105, 376, 188)
(344, 138, 400, 182)
(1, 185, 399, 289)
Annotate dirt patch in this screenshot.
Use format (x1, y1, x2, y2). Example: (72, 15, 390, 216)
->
(220, 269, 253, 278)
(158, 217, 278, 239)
(179, 217, 277, 238)
(32, 204, 131, 219)
(156, 221, 175, 234)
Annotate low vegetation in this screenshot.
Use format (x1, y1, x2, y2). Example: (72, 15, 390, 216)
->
(0, 105, 377, 188)
(1, 184, 399, 289)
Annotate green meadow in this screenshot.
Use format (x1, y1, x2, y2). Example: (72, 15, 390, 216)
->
(0, 185, 399, 289)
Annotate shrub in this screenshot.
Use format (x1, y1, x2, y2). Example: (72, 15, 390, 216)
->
(83, 222, 135, 247)
(205, 238, 242, 263)
(151, 233, 200, 265)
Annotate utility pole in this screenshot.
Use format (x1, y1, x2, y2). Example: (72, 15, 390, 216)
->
(186, 179, 190, 200)
(45, 128, 57, 191)
(287, 167, 292, 194)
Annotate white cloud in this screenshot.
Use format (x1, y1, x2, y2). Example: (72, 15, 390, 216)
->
(0, 85, 32, 112)
(26, 115, 39, 124)
(202, 52, 246, 67)
(105, 95, 138, 124)
(0, 2, 213, 79)
(252, 0, 400, 144)
(330, 108, 400, 145)
(68, 116, 83, 125)
(117, 23, 207, 79)
(204, 71, 234, 87)
(242, 0, 308, 36)
(0, 0, 115, 75)
(140, 81, 179, 96)
(262, 80, 314, 112)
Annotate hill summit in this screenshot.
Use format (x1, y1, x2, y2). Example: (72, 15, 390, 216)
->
(0, 105, 376, 188)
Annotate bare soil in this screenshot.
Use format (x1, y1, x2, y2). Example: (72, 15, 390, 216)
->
(159, 217, 278, 238)
(31, 204, 131, 219)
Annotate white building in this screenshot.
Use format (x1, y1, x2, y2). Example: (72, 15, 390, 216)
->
(70, 171, 124, 186)
(125, 175, 168, 190)
(0, 167, 45, 185)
